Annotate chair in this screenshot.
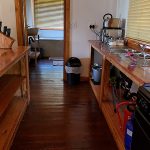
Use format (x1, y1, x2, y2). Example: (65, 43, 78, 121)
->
(27, 28, 40, 65)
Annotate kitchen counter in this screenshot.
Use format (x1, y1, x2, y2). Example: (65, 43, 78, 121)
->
(89, 40, 150, 86)
(89, 40, 150, 150)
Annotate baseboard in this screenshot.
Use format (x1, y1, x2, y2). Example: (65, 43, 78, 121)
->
(63, 76, 89, 82)
(80, 76, 89, 82)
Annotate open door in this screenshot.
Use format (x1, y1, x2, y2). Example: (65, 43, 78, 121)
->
(14, 0, 70, 80)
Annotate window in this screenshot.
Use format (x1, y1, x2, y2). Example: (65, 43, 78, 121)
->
(126, 0, 150, 42)
(34, 0, 64, 30)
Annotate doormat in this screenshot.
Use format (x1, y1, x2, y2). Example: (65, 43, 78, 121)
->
(49, 57, 63, 61)
(52, 60, 64, 66)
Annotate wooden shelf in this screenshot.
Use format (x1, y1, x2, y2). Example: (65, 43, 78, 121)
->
(0, 97, 27, 150)
(101, 101, 125, 150)
(0, 43, 29, 148)
(0, 46, 29, 77)
(90, 80, 101, 101)
(0, 75, 24, 117)
(102, 82, 125, 150)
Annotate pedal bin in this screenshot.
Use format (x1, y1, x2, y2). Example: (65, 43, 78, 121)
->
(65, 57, 81, 85)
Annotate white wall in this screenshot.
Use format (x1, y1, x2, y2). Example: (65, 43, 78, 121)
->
(116, 0, 129, 19)
(116, 0, 129, 36)
(26, 0, 34, 27)
(0, 0, 18, 48)
(70, 0, 117, 77)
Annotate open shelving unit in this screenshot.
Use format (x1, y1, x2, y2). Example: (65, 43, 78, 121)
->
(88, 41, 124, 150)
(0, 48, 29, 149)
(89, 40, 150, 150)
(0, 31, 30, 149)
(0, 97, 27, 150)
(0, 75, 25, 117)
(101, 86, 125, 150)
(90, 80, 101, 102)
(89, 43, 102, 102)
(102, 101, 124, 150)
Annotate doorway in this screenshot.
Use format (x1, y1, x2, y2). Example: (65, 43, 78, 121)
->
(14, 0, 70, 80)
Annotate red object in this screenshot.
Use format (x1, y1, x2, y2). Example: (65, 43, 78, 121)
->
(116, 101, 134, 134)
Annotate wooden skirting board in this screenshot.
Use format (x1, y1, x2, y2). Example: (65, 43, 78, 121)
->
(80, 76, 89, 82)
(63, 76, 89, 82)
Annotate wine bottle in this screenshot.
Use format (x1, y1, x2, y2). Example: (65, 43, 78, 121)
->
(0, 21, 2, 32)
(7, 28, 11, 37)
(3, 26, 7, 35)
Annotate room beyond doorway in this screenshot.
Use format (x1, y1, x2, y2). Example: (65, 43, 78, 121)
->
(15, 0, 70, 80)
(26, 0, 64, 58)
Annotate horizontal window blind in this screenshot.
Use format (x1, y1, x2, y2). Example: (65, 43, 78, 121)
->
(34, 0, 64, 29)
(126, 0, 150, 42)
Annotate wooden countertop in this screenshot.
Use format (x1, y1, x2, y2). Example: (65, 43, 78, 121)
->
(0, 46, 30, 77)
(89, 40, 150, 86)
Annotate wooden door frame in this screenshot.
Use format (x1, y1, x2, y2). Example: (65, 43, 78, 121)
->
(14, 0, 70, 80)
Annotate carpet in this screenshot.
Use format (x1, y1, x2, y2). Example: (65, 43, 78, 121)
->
(52, 60, 64, 66)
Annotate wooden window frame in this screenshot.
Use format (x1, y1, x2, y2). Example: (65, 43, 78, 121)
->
(15, 0, 70, 80)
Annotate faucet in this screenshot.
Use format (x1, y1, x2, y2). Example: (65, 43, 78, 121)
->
(138, 43, 147, 57)
(138, 43, 150, 66)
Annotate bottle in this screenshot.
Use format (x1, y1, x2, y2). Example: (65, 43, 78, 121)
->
(0, 21, 2, 32)
(6, 28, 11, 37)
(3, 26, 7, 35)
(124, 115, 134, 150)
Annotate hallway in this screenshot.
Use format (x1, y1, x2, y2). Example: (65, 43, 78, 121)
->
(11, 59, 117, 150)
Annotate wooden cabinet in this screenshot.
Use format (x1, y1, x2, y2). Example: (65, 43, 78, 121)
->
(0, 47, 30, 149)
(89, 40, 150, 150)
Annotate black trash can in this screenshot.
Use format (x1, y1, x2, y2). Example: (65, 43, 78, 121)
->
(65, 57, 81, 85)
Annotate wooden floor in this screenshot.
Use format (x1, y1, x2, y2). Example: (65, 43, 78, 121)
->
(11, 59, 118, 150)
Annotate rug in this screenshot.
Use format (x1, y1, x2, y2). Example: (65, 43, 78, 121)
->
(49, 57, 63, 61)
(52, 60, 64, 66)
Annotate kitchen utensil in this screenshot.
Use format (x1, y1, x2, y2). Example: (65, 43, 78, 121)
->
(103, 13, 112, 28)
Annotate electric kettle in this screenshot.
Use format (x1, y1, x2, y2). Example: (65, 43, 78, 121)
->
(103, 13, 113, 28)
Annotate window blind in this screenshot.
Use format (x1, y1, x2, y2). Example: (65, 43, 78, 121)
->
(126, 0, 150, 42)
(34, 0, 64, 29)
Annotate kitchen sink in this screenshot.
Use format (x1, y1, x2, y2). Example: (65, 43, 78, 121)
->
(109, 47, 140, 54)
(136, 53, 150, 59)
(118, 51, 150, 67)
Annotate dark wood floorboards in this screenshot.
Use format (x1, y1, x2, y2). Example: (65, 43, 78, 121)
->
(11, 59, 118, 150)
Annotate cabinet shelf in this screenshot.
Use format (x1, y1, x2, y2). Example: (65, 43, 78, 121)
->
(90, 80, 101, 101)
(0, 46, 29, 149)
(0, 75, 25, 117)
(102, 101, 125, 150)
(0, 97, 27, 150)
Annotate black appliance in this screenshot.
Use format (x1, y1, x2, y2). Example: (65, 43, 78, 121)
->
(136, 84, 150, 121)
(131, 84, 150, 150)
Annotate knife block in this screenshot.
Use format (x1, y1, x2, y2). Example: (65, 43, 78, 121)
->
(0, 32, 14, 49)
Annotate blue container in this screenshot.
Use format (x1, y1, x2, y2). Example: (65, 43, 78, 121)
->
(124, 118, 133, 150)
